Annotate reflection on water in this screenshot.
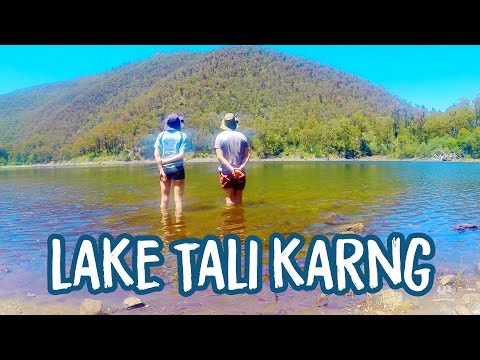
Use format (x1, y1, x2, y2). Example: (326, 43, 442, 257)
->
(2, 161, 480, 298)
(159, 203, 247, 240)
(219, 205, 246, 236)
(159, 210, 187, 241)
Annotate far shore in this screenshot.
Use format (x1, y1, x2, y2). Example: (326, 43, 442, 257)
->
(2, 155, 480, 170)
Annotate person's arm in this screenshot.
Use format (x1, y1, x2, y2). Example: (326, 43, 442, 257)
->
(161, 133, 186, 165)
(215, 148, 235, 173)
(154, 147, 166, 180)
(236, 146, 250, 171)
(160, 149, 184, 165)
(154, 133, 163, 170)
(154, 147, 162, 169)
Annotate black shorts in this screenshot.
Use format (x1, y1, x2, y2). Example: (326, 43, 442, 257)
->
(163, 165, 185, 180)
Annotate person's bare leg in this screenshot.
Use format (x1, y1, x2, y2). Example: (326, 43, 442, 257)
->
(173, 179, 185, 217)
(160, 178, 172, 211)
(224, 188, 235, 206)
(234, 189, 244, 204)
(161, 208, 170, 228)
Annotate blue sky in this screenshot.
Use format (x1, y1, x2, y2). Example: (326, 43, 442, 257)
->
(1, 45, 479, 111)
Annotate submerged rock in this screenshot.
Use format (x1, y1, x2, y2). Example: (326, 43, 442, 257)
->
(462, 293, 480, 305)
(455, 305, 472, 315)
(316, 294, 328, 307)
(438, 275, 455, 286)
(453, 224, 478, 232)
(325, 213, 344, 225)
(438, 305, 456, 315)
(470, 301, 480, 315)
(377, 289, 403, 304)
(342, 223, 365, 234)
(369, 289, 415, 314)
(80, 299, 103, 315)
(123, 297, 145, 310)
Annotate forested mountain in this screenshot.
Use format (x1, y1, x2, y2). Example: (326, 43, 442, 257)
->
(1, 46, 479, 164)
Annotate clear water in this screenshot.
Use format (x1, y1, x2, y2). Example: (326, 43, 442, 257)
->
(1, 161, 480, 304)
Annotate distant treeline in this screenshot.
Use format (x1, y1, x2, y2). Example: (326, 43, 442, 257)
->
(1, 47, 480, 165)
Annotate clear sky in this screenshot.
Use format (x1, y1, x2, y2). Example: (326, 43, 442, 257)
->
(1, 45, 479, 111)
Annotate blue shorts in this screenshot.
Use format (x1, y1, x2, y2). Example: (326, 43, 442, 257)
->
(163, 165, 185, 180)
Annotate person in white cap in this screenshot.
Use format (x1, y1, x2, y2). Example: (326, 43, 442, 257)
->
(154, 113, 187, 217)
(214, 113, 250, 206)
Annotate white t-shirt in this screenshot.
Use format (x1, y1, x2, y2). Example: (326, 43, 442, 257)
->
(214, 130, 248, 174)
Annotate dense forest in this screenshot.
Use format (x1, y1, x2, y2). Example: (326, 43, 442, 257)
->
(1, 46, 480, 165)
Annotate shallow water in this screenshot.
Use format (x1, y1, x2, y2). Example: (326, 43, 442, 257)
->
(1, 161, 480, 313)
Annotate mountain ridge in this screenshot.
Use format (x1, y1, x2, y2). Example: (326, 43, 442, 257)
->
(2, 46, 478, 164)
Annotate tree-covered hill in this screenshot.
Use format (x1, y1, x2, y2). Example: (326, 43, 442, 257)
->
(1, 46, 479, 164)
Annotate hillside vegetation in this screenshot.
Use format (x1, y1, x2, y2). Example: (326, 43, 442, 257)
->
(1, 46, 479, 165)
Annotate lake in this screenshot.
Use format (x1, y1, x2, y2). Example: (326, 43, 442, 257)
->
(1, 161, 480, 314)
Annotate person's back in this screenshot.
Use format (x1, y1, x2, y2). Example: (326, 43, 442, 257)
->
(157, 130, 186, 169)
(214, 113, 250, 206)
(215, 130, 248, 174)
(154, 113, 187, 218)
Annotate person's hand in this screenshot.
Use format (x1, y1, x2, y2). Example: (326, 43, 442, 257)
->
(159, 168, 167, 182)
(233, 168, 245, 179)
(229, 165, 236, 177)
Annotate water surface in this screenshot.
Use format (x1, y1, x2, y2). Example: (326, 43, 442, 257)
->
(1, 161, 480, 310)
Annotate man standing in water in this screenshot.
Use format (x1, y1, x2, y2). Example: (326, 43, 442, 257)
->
(214, 113, 250, 206)
(154, 113, 187, 218)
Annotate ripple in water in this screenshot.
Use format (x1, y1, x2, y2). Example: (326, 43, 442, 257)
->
(1, 161, 480, 297)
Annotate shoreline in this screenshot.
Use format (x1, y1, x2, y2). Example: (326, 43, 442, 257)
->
(2, 271, 480, 314)
(2, 155, 480, 170)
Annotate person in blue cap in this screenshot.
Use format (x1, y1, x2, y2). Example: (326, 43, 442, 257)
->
(154, 113, 187, 217)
